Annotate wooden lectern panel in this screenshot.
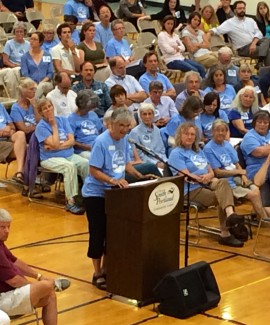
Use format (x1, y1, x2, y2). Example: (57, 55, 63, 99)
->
(105, 176, 184, 303)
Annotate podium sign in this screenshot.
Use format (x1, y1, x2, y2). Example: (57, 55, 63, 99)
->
(105, 176, 184, 303)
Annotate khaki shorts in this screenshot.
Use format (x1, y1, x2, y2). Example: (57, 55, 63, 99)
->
(0, 284, 34, 316)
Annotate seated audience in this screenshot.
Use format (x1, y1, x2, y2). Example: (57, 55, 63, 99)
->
(259, 68, 270, 103)
(85, 0, 117, 22)
(129, 103, 167, 170)
(82, 108, 157, 290)
(0, 103, 26, 184)
(204, 119, 267, 220)
(68, 90, 103, 160)
(201, 92, 229, 142)
(64, 15, 81, 45)
(234, 63, 266, 107)
(51, 23, 83, 78)
(138, 0, 187, 31)
(71, 61, 111, 117)
(10, 78, 41, 143)
(175, 71, 206, 109)
(217, 46, 240, 86)
(47, 72, 77, 117)
(41, 24, 60, 53)
(77, 22, 110, 82)
(255, 2, 270, 38)
(0, 0, 34, 22)
(117, 0, 145, 28)
(216, 0, 234, 27)
(228, 86, 259, 138)
(139, 52, 176, 99)
(158, 15, 205, 78)
(94, 5, 114, 50)
(21, 32, 54, 100)
(105, 19, 145, 79)
(35, 98, 89, 215)
(144, 81, 178, 127)
(182, 11, 218, 69)
(0, 208, 70, 323)
(204, 65, 236, 113)
(240, 111, 270, 217)
(63, 0, 90, 23)
(168, 122, 244, 247)
(199, 4, 219, 32)
(105, 56, 147, 113)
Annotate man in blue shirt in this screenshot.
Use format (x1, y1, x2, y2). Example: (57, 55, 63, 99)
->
(71, 61, 111, 117)
(63, 0, 89, 23)
(94, 5, 113, 50)
(139, 52, 176, 99)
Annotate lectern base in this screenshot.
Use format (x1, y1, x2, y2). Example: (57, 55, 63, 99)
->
(108, 293, 157, 307)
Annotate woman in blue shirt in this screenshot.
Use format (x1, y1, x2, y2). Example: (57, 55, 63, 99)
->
(168, 122, 244, 247)
(228, 86, 259, 138)
(82, 108, 156, 290)
(21, 32, 54, 100)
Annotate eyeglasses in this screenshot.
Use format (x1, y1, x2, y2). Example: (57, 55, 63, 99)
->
(44, 32, 54, 35)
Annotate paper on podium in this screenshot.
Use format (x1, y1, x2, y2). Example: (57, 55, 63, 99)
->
(128, 179, 158, 187)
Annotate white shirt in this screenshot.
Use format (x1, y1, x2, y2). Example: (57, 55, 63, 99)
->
(211, 16, 263, 49)
(157, 31, 186, 64)
(51, 42, 80, 71)
(46, 87, 77, 116)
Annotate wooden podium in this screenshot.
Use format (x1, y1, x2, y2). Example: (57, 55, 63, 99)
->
(105, 176, 184, 304)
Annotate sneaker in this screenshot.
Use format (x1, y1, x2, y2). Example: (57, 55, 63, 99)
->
(219, 235, 244, 247)
(65, 203, 85, 215)
(54, 278, 71, 292)
(226, 213, 244, 227)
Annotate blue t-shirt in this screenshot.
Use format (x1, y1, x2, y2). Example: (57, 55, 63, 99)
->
(228, 109, 253, 138)
(204, 84, 236, 113)
(240, 128, 270, 180)
(10, 103, 36, 126)
(139, 72, 173, 94)
(166, 114, 202, 137)
(3, 39, 30, 65)
(94, 23, 113, 50)
(200, 110, 229, 140)
(105, 38, 132, 59)
(67, 111, 103, 154)
(203, 139, 238, 188)
(168, 147, 209, 195)
(82, 130, 131, 198)
(63, 0, 89, 22)
(0, 104, 12, 140)
(35, 117, 74, 161)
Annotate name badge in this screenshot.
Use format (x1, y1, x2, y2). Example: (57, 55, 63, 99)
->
(228, 70, 237, 77)
(43, 56, 51, 62)
(109, 145, 115, 150)
(175, 11, 180, 18)
(94, 89, 103, 95)
(241, 112, 249, 120)
(254, 85, 261, 94)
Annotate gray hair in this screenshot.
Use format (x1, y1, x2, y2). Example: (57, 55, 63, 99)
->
(111, 19, 124, 31)
(0, 209, 12, 222)
(13, 21, 27, 35)
(218, 46, 233, 56)
(18, 78, 36, 96)
(139, 102, 155, 115)
(230, 85, 259, 114)
(75, 89, 99, 111)
(111, 107, 133, 123)
(183, 71, 201, 85)
(149, 80, 163, 92)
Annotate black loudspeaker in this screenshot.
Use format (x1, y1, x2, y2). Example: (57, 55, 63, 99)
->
(153, 261, 220, 319)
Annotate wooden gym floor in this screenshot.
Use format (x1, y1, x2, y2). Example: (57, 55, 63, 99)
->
(1, 162, 270, 325)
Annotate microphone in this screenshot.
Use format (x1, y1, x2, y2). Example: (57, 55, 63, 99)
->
(128, 138, 163, 161)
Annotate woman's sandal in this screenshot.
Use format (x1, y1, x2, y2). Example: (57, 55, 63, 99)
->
(12, 172, 24, 184)
(92, 274, 107, 291)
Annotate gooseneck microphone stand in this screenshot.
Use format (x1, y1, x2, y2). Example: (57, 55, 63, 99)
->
(128, 138, 209, 267)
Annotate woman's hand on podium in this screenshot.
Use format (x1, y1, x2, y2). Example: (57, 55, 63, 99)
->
(110, 178, 129, 188)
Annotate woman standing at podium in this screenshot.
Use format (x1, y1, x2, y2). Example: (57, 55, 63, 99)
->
(168, 122, 245, 248)
(82, 108, 155, 290)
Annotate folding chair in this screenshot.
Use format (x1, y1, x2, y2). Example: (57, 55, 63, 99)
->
(0, 12, 18, 37)
(132, 46, 149, 60)
(136, 32, 157, 49)
(124, 21, 138, 40)
(50, 6, 63, 19)
(137, 19, 157, 33)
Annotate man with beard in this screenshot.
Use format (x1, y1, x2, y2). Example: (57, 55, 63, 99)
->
(217, 46, 240, 86)
(94, 5, 113, 50)
(210, 1, 270, 67)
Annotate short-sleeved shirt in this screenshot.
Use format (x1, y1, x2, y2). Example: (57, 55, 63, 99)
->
(181, 28, 210, 58)
(46, 87, 77, 117)
(240, 128, 270, 180)
(51, 42, 80, 72)
(203, 139, 238, 188)
(139, 72, 173, 94)
(0, 104, 12, 130)
(68, 111, 103, 153)
(94, 23, 113, 50)
(200, 111, 229, 140)
(166, 114, 202, 137)
(3, 39, 30, 65)
(63, 0, 89, 22)
(82, 130, 130, 197)
(0, 242, 23, 293)
(105, 38, 132, 59)
(204, 84, 236, 112)
(41, 39, 60, 53)
(35, 117, 74, 161)
(168, 147, 209, 195)
(144, 96, 178, 120)
(175, 89, 206, 111)
(10, 103, 36, 126)
(228, 109, 253, 138)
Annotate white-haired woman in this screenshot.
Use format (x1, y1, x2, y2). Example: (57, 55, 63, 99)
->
(10, 78, 41, 143)
(228, 86, 259, 138)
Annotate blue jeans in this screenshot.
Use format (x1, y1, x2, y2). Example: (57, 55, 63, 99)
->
(167, 59, 206, 78)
